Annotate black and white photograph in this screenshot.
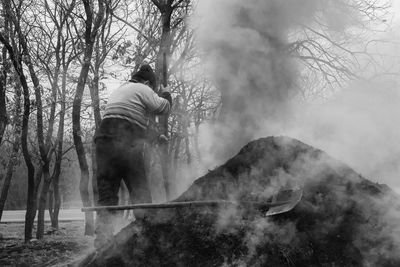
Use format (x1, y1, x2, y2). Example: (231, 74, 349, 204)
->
(0, 0, 400, 266)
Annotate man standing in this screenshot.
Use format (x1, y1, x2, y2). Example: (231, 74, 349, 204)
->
(94, 64, 171, 248)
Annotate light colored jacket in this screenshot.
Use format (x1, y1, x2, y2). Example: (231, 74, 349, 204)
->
(103, 82, 170, 129)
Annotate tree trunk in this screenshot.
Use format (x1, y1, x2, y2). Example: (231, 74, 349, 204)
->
(173, 135, 182, 171)
(36, 167, 51, 239)
(73, 0, 105, 235)
(20, 72, 36, 243)
(89, 70, 101, 205)
(159, 8, 173, 201)
(0, 16, 10, 146)
(184, 135, 191, 165)
(150, 0, 174, 200)
(91, 140, 98, 205)
(0, 46, 8, 146)
(73, 0, 105, 236)
(51, 174, 61, 229)
(24, 151, 39, 243)
(24, 168, 42, 241)
(183, 112, 191, 165)
(0, 83, 21, 221)
(48, 185, 54, 224)
(73, 64, 94, 235)
(34, 73, 58, 237)
(171, 97, 181, 179)
(49, 67, 68, 229)
(25, 51, 50, 240)
(89, 72, 102, 129)
(73, 43, 95, 233)
(194, 122, 202, 164)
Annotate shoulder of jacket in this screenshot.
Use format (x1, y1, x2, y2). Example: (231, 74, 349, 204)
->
(118, 82, 151, 92)
(135, 83, 156, 95)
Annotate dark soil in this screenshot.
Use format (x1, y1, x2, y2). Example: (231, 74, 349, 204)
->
(79, 136, 400, 267)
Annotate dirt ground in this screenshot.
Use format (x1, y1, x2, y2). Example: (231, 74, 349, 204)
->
(0, 221, 94, 267)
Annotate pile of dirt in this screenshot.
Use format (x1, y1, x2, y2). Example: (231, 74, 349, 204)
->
(79, 136, 400, 267)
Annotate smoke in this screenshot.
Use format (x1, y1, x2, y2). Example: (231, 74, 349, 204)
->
(191, 0, 400, 192)
(188, 2, 400, 264)
(284, 81, 400, 191)
(353, 192, 400, 265)
(190, 0, 361, 161)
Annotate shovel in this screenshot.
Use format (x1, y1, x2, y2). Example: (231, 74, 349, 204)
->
(82, 187, 302, 216)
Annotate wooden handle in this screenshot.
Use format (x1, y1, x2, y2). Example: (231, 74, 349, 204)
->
(81, 200, 294, 212)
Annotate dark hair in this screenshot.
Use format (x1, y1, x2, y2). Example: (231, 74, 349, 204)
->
(130, 64, 156, 89)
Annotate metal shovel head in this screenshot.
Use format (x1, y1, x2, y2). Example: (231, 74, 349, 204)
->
(265, 187, 303, 216)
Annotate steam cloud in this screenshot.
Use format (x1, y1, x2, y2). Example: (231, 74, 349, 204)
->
(191, 0, 358, 162)
(191, 0, 400, 191)
(285, 82, 400, 191)
(189, 0, 400, 265)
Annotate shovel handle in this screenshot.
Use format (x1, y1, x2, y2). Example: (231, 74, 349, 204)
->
(81, 200, 292, 212)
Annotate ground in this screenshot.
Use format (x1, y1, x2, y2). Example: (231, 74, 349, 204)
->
(0, 221, 93, 267)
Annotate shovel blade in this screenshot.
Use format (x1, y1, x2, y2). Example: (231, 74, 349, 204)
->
(265, 187, 303, 216)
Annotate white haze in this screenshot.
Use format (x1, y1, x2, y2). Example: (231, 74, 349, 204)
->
(284, 81, 400, 192)
(189, 1, 400, 264)
(191, 0, 400, 194)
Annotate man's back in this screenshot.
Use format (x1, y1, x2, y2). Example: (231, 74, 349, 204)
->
(104, 82, 170, 129)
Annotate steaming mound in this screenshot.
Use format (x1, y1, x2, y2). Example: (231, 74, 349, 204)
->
(79, 136, 400, 267)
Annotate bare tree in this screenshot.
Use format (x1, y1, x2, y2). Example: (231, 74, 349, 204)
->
(48, 1, 82, 230)
(110, 0, 159, 68)
(72, 0, 105, 236)
(28, 0, 78, 238)
(289, 0, 390, 95)
(0, 0, 37, 242)
(2, 0, 65, 239)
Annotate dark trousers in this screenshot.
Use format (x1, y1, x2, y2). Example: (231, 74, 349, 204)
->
(94, 118, 151, 248)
